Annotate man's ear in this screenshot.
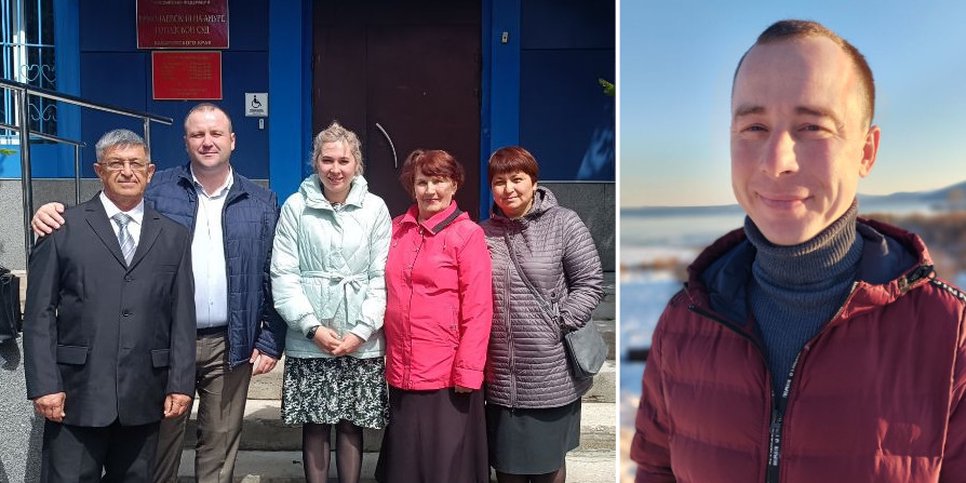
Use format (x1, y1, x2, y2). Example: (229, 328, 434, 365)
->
(859, 125, 880, 178)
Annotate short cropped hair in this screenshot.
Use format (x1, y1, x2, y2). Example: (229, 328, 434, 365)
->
(184, 102, 233, 133)
(735, 19, 875, 125)
(95, 129, 150, 162)
(399, 149, 465, 200)
(487, 146, 539, 184)
(313, 121, 364, 175)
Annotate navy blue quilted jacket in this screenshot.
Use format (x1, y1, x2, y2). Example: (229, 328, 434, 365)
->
(145, 164, 285, 367)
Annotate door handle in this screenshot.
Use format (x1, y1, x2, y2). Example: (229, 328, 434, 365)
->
(375, 122, 398, 169)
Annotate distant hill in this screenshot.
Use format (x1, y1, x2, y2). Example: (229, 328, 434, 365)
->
(859, 180, 966, 204)
(623, 180, 966, 216)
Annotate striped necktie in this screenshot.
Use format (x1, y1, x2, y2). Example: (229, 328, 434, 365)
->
(112, 213, 136, 266)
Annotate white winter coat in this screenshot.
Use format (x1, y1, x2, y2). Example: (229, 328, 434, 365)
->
(271, 174, 391, 359)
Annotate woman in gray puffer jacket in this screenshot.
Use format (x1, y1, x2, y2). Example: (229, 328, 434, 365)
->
(480, 146, 604, 483)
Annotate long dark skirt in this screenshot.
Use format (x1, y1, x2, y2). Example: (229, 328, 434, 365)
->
(375, 386, 489, 483)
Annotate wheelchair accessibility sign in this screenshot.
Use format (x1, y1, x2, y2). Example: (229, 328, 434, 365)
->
(245, 93, 268, 117)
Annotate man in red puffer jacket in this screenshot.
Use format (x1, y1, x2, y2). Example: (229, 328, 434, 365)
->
(630, 19, 966, 483)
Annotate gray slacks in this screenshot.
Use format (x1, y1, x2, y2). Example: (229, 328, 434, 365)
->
(153, 329, 252, 483)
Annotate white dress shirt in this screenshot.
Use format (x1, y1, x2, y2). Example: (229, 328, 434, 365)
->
(190, 167, 233, 330)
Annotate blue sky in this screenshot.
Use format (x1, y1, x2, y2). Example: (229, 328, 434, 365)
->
(620, 1, 966, 207)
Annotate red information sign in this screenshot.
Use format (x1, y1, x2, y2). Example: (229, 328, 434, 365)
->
(152, 51, 222, 100)
(137, 0, 229, 49)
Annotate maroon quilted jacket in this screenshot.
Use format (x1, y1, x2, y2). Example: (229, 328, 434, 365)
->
(630, 219, 966, 483)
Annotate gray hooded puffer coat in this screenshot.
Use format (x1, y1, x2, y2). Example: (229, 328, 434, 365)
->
(481, 186, 604, 408)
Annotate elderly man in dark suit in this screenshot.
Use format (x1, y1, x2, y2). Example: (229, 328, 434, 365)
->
(23, 129, 196, 482)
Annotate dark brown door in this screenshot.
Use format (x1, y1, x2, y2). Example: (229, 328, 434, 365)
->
(314, 1, 482, 218)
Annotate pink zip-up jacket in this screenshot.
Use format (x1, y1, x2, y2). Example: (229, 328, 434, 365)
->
(384, 202, 493, 391)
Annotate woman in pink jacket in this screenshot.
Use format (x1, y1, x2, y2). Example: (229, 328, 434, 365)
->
(375, 149, 493, 483)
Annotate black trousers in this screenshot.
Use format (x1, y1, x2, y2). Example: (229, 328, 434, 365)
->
(41, 419, 160, 483)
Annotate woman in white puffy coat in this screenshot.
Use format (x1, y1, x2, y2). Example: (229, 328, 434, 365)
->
(270, 121, 392, 483)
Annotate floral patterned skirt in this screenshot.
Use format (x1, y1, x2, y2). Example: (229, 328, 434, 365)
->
(281, 356, 389, 429)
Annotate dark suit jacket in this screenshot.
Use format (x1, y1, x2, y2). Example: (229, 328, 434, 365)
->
(23, 194, 196, 427)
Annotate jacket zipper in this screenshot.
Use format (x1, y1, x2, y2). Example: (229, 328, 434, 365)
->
(404, 229, 426, 387)
(765, 279, 870, 483)
(506, 264, 516, 408)
(219, 189, 243, 364)
(764, 351, 802, 483)
(505, 226, 520, 408)
(689, 298, 822, 483)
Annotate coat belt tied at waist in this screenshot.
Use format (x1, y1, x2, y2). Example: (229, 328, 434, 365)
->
(301, 271, 366, 332)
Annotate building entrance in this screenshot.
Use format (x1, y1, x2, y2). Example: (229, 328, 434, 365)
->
(313, 0, 482, 218)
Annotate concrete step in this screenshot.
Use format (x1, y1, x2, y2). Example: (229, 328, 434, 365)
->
(183, 400, 614, 453)
(584, 359, 616, 403)
(177, 448, 617, 482)
(249, 360, 616, 404)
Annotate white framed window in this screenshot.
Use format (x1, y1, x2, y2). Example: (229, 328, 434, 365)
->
(1, 0, 56, 144)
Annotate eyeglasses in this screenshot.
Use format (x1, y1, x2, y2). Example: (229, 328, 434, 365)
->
(100, 159, 149, 171)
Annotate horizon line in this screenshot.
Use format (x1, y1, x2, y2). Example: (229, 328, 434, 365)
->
(622, 178, 966, 210)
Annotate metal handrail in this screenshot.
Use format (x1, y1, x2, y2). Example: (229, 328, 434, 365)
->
(0, 79, 172, 125)
(0, 122, 86, 146)
(0, 122, 87, 205)
(0, 122, 86, 207)
(0, 78, 174, 264)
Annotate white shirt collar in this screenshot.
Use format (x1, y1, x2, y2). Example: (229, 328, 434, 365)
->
(190, 165, 234, 198)
(99, 192, 145, 225)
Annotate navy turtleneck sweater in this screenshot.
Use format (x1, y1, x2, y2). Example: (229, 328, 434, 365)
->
(745, 202, 864, 397)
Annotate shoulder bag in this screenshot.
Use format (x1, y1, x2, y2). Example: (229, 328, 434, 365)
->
(503, 233, 606, 379)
